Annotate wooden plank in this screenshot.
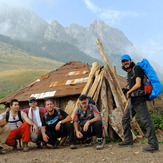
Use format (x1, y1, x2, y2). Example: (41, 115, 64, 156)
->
(100, 79, 109, 138)
(107, 83, 115, 139)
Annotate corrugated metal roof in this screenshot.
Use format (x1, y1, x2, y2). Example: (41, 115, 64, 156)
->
(0, 61, 127, 103)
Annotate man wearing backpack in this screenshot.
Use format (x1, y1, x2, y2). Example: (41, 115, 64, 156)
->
(22, 97, 47, 148)
(38, 99, 76, 149)
(119, 54, 159, 152)
(73, 94, 103, 150)
(0, 114, 10, 154)
(1, 99, 38, 152)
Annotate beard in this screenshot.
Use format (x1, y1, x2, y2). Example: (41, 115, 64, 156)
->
(81, 101, 88, 108)
(122, 62, 135, 72)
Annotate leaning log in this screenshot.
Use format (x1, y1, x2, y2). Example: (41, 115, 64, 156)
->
(96, 39, 126, 107)
(100, 79, 109, 138)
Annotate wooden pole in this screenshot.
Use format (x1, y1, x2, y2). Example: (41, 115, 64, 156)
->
(96, 39, 127, 107)
(100, 79, 109, 138)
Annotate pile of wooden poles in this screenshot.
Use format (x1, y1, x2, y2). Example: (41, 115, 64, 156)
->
(63, 39, 144, 144)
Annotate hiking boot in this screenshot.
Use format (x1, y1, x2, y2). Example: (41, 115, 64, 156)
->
(36, 142, 41, 148)
(23, 142, 29, 152)
(85, 137, 92, 147)
(0, 147, 6, 154)
(118, 141, 133, 147)
(12, 141, 17, 150)
(96, 138, 103, 150)
(70, 144, 77, 149)
(42, 142, 47, 149)
(142, 146, 158, 153)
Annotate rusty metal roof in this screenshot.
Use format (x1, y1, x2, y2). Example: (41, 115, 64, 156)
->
(0, 61, 127, 103)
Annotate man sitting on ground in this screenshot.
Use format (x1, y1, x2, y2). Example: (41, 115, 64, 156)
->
(22, 97, 47, 147)
(38, 99, 76, 149)
(1, 99, 38, 152)
(73, 94, 103, 150)
(0, 114, 10, 154)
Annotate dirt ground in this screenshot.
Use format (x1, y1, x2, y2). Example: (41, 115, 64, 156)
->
(0, 138, 163, 163)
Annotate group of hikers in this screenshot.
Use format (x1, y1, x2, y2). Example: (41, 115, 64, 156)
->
(0, 54, 159, 154)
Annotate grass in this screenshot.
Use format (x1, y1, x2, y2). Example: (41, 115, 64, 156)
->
(0, 107, 5, 114)
(0, 42, 64, 99)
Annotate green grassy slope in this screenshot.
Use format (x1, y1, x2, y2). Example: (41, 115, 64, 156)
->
(0, 42, 63, 98)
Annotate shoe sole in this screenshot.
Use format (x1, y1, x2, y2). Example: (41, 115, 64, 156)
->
(119, 145, 133, 147)
(142, 149, 159, 153)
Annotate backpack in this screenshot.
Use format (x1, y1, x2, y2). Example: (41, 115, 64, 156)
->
(137, 59, 162, 101)
(6, 110, 23, 123)
(87, 96, 99, 110)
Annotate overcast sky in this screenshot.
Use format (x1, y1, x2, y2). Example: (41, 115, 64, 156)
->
(0, 0, 163, 67)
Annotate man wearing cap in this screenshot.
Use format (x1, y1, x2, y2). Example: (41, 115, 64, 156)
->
(38, 99, 76, 149)
(73, 94, 103, 150)
(22, 97, 47, 147)
(119, 54, 159, 152)
(0, 114, 10, 154)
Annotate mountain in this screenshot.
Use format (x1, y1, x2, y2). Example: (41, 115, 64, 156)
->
(0, 4, 162, 79)
(0, 3, 48, 41)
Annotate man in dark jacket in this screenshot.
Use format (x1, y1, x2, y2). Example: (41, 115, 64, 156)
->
(119, 54, 158, 152)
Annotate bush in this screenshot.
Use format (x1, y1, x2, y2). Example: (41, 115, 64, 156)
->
(136, 110, 163, 134)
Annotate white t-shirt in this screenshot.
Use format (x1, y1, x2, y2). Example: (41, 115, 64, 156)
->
(0, 114, 3, 120)
(32, 109, 38, 126)
(8, 111, 24, 130)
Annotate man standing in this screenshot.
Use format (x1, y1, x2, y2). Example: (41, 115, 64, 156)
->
(38, 99, 76, 149)
(119, 54, 159, 152)
(22, 97, 47, 147)
(0, 114, 10, 154)
(73, 94, 103, 150)
(1, 99, 38, 152)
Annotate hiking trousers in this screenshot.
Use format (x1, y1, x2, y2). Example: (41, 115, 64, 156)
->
(79, 121, 103, 140)
(0, 125, 10, 147)
(122, 101, 158, 148)
(38, 122, 75, 145)
(6, 122, 30, 146)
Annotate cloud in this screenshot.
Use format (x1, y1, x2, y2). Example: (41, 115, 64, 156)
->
(0, 0, 58, 8)
(136, 39, 163, 68)
(83, 0, 138, 26)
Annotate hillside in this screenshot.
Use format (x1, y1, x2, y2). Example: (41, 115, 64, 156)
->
(0, 42, 63, 98)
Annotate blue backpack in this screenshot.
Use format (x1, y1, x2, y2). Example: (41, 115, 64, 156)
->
(137, 59, 163, 101)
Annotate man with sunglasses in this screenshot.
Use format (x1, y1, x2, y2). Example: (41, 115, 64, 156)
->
(22, 97, 47, 148)
(119, 54, 159, 153)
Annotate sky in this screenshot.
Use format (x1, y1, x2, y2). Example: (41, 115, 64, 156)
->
(0, 0, 163, 67)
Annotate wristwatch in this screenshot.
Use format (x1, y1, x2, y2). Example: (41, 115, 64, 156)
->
(59, 121, 62, 124)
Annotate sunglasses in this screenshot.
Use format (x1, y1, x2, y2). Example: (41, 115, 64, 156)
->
(30, 100, 36, 103)
(122, 59, 129, 63)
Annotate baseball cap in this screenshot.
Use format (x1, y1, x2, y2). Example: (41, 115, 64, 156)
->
(121, 54, 131, 62)
(29, 96, 37, 102)
(79, 94, 87, 100)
